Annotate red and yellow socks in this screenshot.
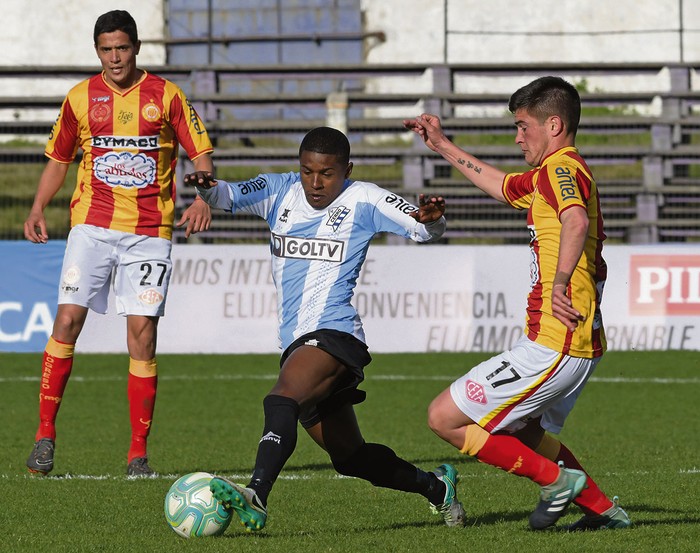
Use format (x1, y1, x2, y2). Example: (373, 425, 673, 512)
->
(36, 337, 75, 441)
(535, 434, 614, 515)
(463, 425, 560, 486)
(127, 358, 157, 463)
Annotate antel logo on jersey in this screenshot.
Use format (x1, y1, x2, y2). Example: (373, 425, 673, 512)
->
(629, 255, 700, 315)
(272, 233, 344, 262)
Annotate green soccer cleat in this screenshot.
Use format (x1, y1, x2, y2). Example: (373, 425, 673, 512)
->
(429, 464, 466, 527)
(567, 496, 632, 531)
(27, 438, 55, 475)
(210, 477, 267, 532)
(529, 464, 587, 530)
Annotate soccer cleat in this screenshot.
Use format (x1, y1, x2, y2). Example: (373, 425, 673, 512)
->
(210, 477, 267, 532)
(27, 438, 55, 475)
(529, 464, 587, 530)
(127, 456, 157, 477)
(567, 496, 632, 531)
(429, 464, 466, 527)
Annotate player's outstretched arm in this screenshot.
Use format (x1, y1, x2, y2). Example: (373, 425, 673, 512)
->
(404, 113, 508, 203)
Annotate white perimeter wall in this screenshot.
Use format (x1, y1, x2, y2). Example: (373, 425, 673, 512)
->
(74, 244, 700, 354)
(362, 0, 700, 65)
(2, 0, 165, 122)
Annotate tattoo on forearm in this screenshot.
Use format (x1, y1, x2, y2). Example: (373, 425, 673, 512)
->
(457, 158, 482, 174)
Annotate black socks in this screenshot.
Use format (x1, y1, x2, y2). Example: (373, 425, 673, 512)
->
(248, 394, 300, 506)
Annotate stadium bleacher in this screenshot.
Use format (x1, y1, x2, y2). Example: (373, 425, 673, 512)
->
(1, 62, 699, 244)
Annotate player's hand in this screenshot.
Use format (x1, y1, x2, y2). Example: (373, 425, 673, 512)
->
(183, 171, 217, 189)
(410, 194, 445, 223)
(177, 196, 212, 238)
(403, 113, 447, 153)
(24, 209, 48, 243)
(551, 284, 585, 332)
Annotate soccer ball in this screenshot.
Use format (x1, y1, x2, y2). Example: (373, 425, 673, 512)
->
(164, 472, 233, 538)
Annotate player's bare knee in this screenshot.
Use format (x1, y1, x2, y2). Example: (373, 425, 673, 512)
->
(427, 403, 448, 439)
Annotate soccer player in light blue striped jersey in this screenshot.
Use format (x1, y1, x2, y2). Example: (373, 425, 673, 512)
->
(184, 126, 465, 532)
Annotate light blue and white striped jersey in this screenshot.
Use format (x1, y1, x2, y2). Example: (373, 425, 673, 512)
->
(198, 172, 445, 350)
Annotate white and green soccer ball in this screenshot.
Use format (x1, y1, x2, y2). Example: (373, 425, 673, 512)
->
(164, 472, 233, 538)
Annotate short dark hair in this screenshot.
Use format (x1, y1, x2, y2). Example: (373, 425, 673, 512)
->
(94, 10, 139, 46)
(299, 127, 350, 165)
(508, 76, 581, 136)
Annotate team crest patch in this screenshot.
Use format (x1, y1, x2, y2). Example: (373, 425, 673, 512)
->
(62, 265, 81, 285)
(465, 379, 487, 404)
(327, 206, 350, 231)
(89, 102, 111, 123)
(139, 288, 164, 305)
(141, 102, 161, 122)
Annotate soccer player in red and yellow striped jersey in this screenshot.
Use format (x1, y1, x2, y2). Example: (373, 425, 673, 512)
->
(24, 10, 214, 478)
(503, 146, 607, 358)
(404, 76, 630, 531)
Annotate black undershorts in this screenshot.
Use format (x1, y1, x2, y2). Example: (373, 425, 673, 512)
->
(280, 329, 372, 428)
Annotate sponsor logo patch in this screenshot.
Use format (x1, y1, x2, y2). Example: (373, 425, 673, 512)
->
(384, 193, 418, 215)
(91, 135, 159, 150)
(117, 110, 133, 125)
(93, 151, 156, 189)
(272, 233, 344, 262)
(465, 379, 487, 404)
(260, 431, 281, 444)
(304, 339, 319, 347)
(629, 255, 700, 315)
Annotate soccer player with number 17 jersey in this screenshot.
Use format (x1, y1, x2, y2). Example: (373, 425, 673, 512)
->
(24, 10, 214, 477)
(405, 76, 631, 531)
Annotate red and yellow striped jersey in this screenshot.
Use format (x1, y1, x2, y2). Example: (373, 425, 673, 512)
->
(502, 147, 607, 358)
(46, 71, 213, 239)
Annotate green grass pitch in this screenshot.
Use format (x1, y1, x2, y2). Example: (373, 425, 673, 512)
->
(1, 350, 698, 553)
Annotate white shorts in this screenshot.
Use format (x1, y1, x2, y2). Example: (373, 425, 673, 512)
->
(449, 334, 600, 434)
(58, 224, 172, 317)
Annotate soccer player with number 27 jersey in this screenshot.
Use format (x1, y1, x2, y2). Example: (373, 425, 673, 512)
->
(24, 10, 214, 477)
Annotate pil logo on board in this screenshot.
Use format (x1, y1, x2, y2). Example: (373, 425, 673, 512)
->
(629, 255, 700, 315)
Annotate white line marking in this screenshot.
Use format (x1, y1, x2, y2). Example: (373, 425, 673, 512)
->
(1, 468, 696, 481)
(1, 374, 698, 384)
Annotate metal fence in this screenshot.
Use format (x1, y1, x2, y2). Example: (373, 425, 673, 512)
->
(1, 62, 699, 244)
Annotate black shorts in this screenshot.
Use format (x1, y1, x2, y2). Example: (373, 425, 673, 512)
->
(280, 329, 372, 428)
